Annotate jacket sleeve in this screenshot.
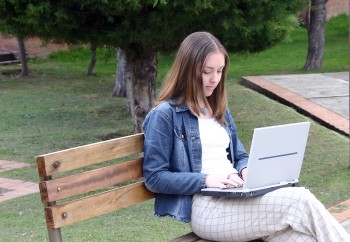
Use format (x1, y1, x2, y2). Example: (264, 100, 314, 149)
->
(142, 105, 206, 195)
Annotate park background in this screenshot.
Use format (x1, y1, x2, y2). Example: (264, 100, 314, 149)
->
(0, 1, 349, 241)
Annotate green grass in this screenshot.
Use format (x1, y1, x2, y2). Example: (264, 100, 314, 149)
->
(229, 14, 349, 78)
(0, 14, 349, 241)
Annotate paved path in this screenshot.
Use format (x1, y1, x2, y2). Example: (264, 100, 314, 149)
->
(0, 177, 38, 202)
(0, 160, 38, 202)
(329, 199, 350, 233)
(242, 72, 349, 135)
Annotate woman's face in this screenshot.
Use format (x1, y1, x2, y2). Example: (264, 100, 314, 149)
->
(201, 51, 225, 97)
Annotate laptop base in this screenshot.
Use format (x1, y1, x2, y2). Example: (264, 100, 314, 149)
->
(201, 182, 299, 198)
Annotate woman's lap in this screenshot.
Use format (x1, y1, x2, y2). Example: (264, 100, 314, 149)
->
(191, 187, 349, 242)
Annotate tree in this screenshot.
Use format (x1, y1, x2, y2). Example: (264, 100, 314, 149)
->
(2, 1, 118, 77)
(303, 0, 328, 70)
(87, 43, 97, 76)
(17, 36, 29, 76)
(108, 0, 305, 132)
(113, 48, 127, 98)
(32, 2, 114, 76)
(0, 1, 39, 77)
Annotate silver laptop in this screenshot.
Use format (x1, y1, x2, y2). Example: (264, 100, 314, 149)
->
(201, 122, 311, 198)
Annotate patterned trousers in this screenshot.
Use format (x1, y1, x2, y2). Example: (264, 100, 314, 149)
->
(190, 187, 350, 242)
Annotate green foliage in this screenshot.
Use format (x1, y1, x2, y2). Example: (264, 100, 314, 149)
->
(0, 0, 36, 38)
(0, 0, 306, 53)
(326, 13, 349, 37)
(101, 0, 306, 53)
(199, 0, 306, 52)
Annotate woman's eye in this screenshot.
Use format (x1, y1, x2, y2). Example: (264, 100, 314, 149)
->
(203, 69, 223, 74)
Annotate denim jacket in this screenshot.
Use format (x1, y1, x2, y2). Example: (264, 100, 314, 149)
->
(142, 99, 248, 223)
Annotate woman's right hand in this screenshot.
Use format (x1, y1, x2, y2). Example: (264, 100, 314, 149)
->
(205, 174, 244, 189)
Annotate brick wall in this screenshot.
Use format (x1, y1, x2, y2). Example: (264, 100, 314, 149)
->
(0, 34, 68, 58)
(327, 0, 349, 19)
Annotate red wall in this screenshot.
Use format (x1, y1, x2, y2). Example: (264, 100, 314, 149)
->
(0, 35, 68, 58)
(327, 0, 349, 19)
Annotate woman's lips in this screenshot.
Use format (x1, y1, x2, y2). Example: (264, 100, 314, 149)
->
(206, 85, 216, 91)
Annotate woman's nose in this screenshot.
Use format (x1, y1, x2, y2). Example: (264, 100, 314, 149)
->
(211, 72, 220, 82)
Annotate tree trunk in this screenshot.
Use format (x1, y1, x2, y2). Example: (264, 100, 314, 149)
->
(125, 45, 156, 133)
(113, 47, 127, 97)
(87, 44, 97, 76)
(303, 0, 327, 70)
(17, 36, 29, 77)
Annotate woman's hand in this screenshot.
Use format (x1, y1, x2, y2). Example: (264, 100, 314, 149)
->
(205, 173, 244, 189)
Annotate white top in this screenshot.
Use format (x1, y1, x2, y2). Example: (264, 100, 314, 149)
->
(198, 118, 238, 175)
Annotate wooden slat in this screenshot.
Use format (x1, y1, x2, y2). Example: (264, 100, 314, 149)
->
(37, 133, 144, 177)
(39, 158, 143, 203)
(169, 232, 211, 242)
(45, 182, 154, 228)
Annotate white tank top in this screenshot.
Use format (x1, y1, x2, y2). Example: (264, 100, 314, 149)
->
(198, 118, 238, 175)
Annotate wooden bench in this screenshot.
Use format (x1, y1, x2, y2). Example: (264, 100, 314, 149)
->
(36, 133, 209, 242)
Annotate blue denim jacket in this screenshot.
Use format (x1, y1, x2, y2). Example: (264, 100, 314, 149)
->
(142, 99, 248, 223)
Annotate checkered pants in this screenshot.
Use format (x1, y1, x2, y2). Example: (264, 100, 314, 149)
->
(191, 187, 350, 242)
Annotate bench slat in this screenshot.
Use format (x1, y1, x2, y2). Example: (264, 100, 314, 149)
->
(45, 181, 154, 228)
(39, 158, 144, 203)
(37, 133, 144, 177)
(169, 232, 213, 241)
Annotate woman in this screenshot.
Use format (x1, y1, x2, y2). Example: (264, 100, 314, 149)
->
(142, 32, 350, 242)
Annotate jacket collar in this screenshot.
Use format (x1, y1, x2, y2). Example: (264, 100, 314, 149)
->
(169, 98, 190, 113)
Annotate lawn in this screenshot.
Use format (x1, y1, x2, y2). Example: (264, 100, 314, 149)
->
(0, 14, 349, 241)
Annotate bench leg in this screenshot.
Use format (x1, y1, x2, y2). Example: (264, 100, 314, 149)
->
(47, 228, 62, 242)
(40, 176, 63, 242)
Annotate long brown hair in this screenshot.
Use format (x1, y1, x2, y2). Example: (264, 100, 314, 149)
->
(156, 32, 229, 124)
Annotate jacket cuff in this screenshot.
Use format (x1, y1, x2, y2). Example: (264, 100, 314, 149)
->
(239, 167, 247, 178)
(201, 174, 208, 189)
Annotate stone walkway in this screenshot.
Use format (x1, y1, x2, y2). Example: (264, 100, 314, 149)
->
(242, 72, 349, 135)
(329, 199, 350, 232)
(0, 177, 39, 202)
(0, 160, 38, 202)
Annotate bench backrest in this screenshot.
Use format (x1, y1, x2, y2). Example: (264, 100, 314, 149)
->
(36, 133, 154, 241)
